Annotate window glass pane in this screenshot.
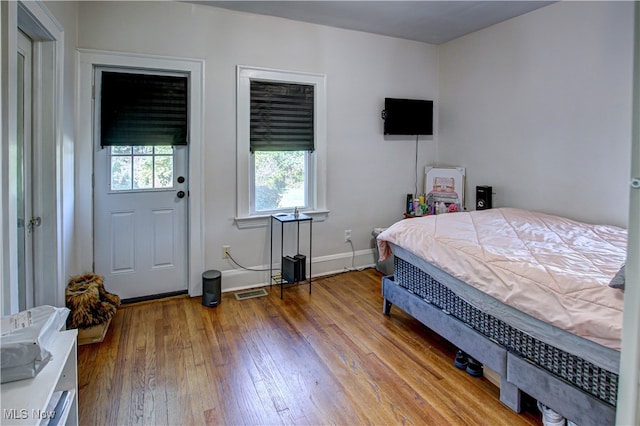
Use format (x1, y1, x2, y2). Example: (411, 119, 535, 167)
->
(154, 155, 173, 188)
(111, 146, 131, 155)
(110, 144, 175, 191)
(111, 156, 132, 190)
(133, 156, 153, 189)
(254, 151, 305, 211)
(154, 146, 173, 155)
(133, 146, 153, 155)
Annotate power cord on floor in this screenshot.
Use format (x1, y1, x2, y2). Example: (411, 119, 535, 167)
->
(226, 245, 368, 276)
(343, 239, 367, 273)
(318, 266, 374, 281)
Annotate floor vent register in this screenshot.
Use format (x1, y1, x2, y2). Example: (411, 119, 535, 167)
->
(234, 288, 268, 301)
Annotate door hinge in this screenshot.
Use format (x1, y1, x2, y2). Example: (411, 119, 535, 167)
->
(92, 84, 95, 100)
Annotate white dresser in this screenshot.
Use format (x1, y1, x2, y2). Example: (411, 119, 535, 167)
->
(1, 329, 78, 426)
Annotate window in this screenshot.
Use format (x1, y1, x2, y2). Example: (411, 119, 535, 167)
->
(237, 66, 328, 226)
(109, 145, 174, 191)
(250, 80, 314, 212)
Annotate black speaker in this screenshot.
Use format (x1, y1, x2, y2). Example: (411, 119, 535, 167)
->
(283, 255, 307, 284)
(293, 254, 306, 281)
(476, 186, 492, 210)
(282, 256, 298, 283)
(202, 269, 221, 307)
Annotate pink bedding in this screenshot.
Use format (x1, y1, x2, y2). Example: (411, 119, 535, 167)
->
(377, 208, 627, 350)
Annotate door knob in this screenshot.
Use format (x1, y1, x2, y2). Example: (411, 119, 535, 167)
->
(177, 190, 186, 199)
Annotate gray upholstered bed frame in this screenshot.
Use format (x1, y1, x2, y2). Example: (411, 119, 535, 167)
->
(382, 245, 618, 426)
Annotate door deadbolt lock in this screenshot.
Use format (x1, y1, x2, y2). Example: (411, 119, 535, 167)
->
(631, 178, 640, 189)
(177, 176, 185, 184)
(177, 190, 186, 199)
(28, 217, 42, 232)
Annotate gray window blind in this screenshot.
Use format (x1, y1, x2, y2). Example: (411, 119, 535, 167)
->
(250, 81, 314, 152)
(100, 71, 188, 147)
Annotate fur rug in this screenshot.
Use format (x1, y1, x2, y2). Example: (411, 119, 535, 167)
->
(66, 273, 121, 329)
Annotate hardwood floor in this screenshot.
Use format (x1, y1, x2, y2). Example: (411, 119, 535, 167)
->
(77, 269, 541, 425)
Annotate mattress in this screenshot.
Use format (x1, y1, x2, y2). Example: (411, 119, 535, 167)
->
(389, 246, 619, 406)
(377, 208, 627, 351)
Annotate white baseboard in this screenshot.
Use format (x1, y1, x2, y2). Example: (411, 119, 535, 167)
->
(195, 248, 376, 295)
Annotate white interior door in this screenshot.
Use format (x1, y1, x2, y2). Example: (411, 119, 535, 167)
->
(94, 145, 188, 300)
(16, 30, 35, 311)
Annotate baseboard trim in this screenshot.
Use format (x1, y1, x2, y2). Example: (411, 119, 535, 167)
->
(193, 248, 376, 295)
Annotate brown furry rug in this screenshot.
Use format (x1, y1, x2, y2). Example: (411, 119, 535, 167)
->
(66, 273, 121, 329)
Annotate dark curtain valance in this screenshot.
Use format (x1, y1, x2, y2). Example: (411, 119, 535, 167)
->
(250, 80, 314, 152)
(100, 71, 188, 147)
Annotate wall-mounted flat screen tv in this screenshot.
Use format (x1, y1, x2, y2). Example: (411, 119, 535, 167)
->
(383, 98, 433, 135)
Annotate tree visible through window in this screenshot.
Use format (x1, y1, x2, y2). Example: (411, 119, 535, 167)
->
(254, 151, 306, 211)
(110, 146, 174, 191)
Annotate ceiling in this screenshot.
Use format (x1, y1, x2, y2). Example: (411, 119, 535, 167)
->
(191, 1, 555, 45)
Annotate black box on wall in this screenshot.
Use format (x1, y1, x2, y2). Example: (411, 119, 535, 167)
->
(476, 186, 492, 210)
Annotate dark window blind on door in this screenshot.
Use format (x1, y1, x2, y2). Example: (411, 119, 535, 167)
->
(101, 71, 188, 147)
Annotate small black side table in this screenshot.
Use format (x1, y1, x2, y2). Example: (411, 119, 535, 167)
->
(270, 213, 312, 299)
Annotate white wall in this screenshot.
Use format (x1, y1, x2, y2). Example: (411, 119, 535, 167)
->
(438, 1, 634, 228)
(74, 1, 439, 290)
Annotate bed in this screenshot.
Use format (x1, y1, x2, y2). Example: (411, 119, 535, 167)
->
(376, 208, 626, 425)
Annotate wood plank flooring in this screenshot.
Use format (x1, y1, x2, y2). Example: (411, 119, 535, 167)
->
(77, 269, 541, 425)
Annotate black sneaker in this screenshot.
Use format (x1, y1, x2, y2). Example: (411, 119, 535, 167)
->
(466, 357, 483, 377)
(454, 350, 468, 370)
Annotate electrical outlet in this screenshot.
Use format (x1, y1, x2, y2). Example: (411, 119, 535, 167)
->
(344, 229, 352, 242)
(222, 245, 231, 259)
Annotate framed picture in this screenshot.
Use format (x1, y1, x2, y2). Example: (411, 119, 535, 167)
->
(424, 166, 465, 210)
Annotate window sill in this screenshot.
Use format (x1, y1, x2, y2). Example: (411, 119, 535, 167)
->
(235, 209, 330, 229)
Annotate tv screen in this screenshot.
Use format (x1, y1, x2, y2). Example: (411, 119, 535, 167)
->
(383, 98, 433, 135)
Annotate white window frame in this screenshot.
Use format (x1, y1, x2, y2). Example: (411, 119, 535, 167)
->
(236, 65, 328, 228)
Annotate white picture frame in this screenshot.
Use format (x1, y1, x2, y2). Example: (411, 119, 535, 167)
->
(424, 166, 466, 210)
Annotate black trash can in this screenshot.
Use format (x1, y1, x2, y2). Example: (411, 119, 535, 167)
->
(202, 270, 221, 307)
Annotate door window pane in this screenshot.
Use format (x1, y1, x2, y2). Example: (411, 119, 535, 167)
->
(155, 146, 173, 155)
(111, 146, 131, 155)
(133, 156, 153, 189)
(133, 146, 153, 155)
(154, 155, 173, 188)
(110, 146, 174, 191)
(111, 156, 132, 190)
